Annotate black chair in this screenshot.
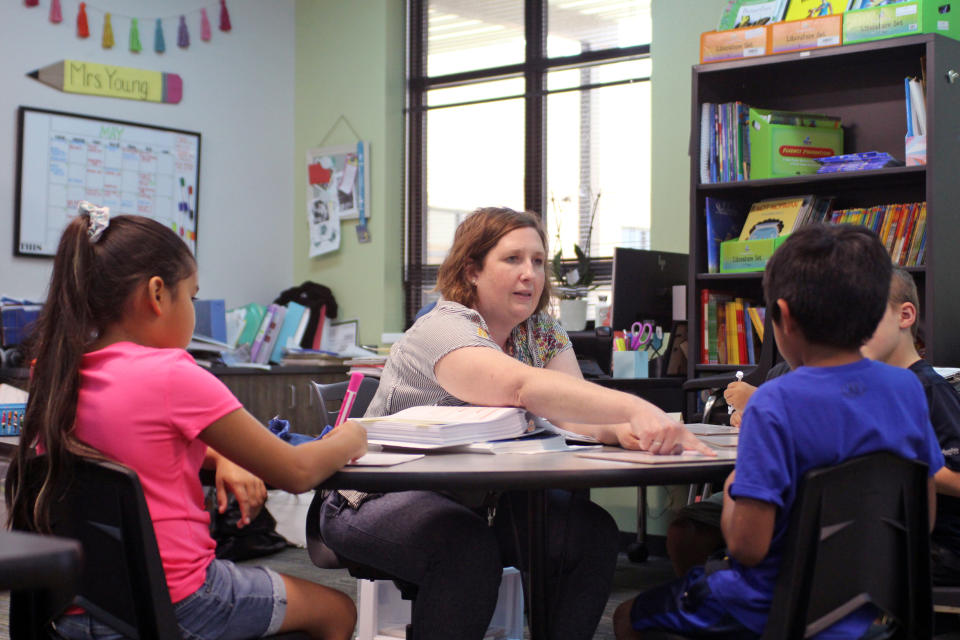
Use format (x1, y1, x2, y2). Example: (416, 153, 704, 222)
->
(305, 376, 419, 639)
(645, 451, 933, 640)
(682, 311, 778, 423)
(309, 376, 380, 427)
(9, 456, 307, 640)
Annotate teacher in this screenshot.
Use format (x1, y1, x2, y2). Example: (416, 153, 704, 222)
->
(315, 207, 711, 639)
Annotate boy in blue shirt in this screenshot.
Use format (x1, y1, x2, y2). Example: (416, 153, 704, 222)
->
(862, 266, 960, 587)
(614, 225, 943, 639)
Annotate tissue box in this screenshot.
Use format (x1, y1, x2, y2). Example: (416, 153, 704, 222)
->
(720, 236, 790, 273)
(700, 26, 770, 64)
(770, 14, 843, 54)
(844, 0, 960, 44)
(905, 134, 927, 166)
(0, 403, 26, 436)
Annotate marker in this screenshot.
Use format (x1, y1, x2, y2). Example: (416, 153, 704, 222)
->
(27, 60, 183, 104)
(728, 370, 744, 414)
(334, 372, 365, 427)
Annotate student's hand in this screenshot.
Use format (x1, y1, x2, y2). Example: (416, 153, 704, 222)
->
(617, 404, 716, 456)
(332, 420, 368, 461)
(723, 381, 757, 413)
(729, 410, 743, 428)
(215, 457, 268, 528)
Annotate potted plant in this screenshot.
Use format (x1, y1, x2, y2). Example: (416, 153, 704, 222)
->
(550, 192, 600, 331)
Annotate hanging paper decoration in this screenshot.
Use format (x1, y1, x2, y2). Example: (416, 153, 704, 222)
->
(177, 15, 189, 48)
(77, 3, 89, 38)
(219, 0, 231, 32)
(130, 18, 142, 52)
(102, 13, 114, 49)
(31, 2, 238, 55)
(200, 8, 212, 41)
(154, 18, 165, 53)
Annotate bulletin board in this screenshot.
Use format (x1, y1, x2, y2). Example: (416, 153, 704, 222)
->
(15, 106, 201, 257)
(305, 141, 370, 257)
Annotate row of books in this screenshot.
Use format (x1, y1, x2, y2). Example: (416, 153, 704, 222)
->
(699, 101, 751, 184)
(699, 292, 765, 366)
(233, 301, 330, 365)
(345, 356, 388, 378)
(828, 202, 927, 267)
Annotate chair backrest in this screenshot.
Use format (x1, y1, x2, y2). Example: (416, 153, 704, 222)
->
(763, 451, 932, 640)
(309, 376, 379, 426)
(10, 456, 180, 640)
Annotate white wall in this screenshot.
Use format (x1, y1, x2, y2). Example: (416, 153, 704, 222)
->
(0, 1, 295, 307)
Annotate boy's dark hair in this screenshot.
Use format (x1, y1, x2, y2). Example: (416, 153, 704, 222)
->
(6, 214, 196, 532)
(890, 266, 920, 340)
(763, 224, 891, 350)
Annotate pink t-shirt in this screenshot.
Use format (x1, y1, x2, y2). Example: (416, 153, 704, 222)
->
(74, 342, 242, 602)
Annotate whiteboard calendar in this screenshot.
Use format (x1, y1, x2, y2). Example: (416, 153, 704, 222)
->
(15, 107, 201, 257)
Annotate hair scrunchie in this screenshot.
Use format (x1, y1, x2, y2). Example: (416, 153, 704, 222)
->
(79, 201, 110, 242)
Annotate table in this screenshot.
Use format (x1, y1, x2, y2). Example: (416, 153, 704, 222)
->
(320, 448, 735, 640)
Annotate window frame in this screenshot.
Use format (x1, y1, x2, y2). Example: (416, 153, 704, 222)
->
(404, 0, 651, 325)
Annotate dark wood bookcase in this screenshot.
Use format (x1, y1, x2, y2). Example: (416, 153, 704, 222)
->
(688, 34, 960, 386)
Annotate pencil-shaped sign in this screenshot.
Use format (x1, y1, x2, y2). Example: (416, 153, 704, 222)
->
(27, 60, 182, 104)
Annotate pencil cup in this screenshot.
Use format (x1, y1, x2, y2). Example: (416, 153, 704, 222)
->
(612, 350, 648, 379)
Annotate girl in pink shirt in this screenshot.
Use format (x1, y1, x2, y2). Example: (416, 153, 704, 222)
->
(6, 207, 367, 640)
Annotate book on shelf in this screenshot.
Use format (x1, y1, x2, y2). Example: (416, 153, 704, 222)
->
(705, 198, 745, 274)
(739, 195, 813, 241)
(700, 101, 751, 184)
(255, 305, 287, 365)
(249, 304, 278, 363)
(270, 302, 307, 364)
(280, 348, 344, 366)
(828, 201, 926, 266)
(700, 291, 762, 366)
(234, 303, 267, 347)
(783, 0, 849, 21)
(717, 0, 789, 31)
(355, 405, 533, 448)
(345, 355, 388, 378)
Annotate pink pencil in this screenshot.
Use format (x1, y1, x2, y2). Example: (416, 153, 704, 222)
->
(335, 372, 365, 427)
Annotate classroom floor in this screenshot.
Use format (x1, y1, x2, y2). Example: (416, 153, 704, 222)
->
(0, 461, 675, 640)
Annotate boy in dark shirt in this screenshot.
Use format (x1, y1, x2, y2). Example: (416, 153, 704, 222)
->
(862, 265, 960, 585)
(614, 225, 942, 639)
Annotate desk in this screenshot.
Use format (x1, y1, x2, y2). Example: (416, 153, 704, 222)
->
(321, 449, 734, 640)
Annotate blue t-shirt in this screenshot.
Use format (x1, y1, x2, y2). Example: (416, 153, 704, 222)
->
(709, 358, 943, 637)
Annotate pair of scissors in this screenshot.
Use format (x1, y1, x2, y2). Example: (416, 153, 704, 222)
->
(629, 322, 654, 350)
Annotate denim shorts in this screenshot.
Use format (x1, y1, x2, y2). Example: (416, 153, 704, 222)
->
(54, 559, 287, 640)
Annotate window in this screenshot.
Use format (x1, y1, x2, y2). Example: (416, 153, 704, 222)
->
(405, 0, 651, 323)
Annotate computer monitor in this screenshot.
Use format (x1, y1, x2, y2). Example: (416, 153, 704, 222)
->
(610, 247, 688, 332)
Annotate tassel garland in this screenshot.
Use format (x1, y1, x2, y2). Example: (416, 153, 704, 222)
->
(219, 0, 231, 32)
(25, 0, 39, 7)
(44, 1, 232, 50)
(177, 15, 189, 48)
(200, 8, 212, 41)
(129, 18, 142, 53)
(154, 18, 165, 53)
(102, 13, 114, 49)
(77, 2, 89, 38)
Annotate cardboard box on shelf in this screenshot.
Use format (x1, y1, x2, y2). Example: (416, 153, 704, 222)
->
(844, 0, 960, 44)
(748, 108, 844, 179)
(700, 26, 770, 64)
(720, 236, 790, 273)
(770, 14, 843, 54)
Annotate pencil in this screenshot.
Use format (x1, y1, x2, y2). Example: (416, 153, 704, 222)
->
(27, 59, 182, 104)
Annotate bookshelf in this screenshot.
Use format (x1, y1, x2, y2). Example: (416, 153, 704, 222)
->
(688, 34, 960, 388)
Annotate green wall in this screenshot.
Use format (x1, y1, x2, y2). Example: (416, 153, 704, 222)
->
(649, 0, 728, 253)
(293, 1, 405, 346)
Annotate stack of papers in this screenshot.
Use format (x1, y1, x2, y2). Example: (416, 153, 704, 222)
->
(355, 406, 532, 448)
